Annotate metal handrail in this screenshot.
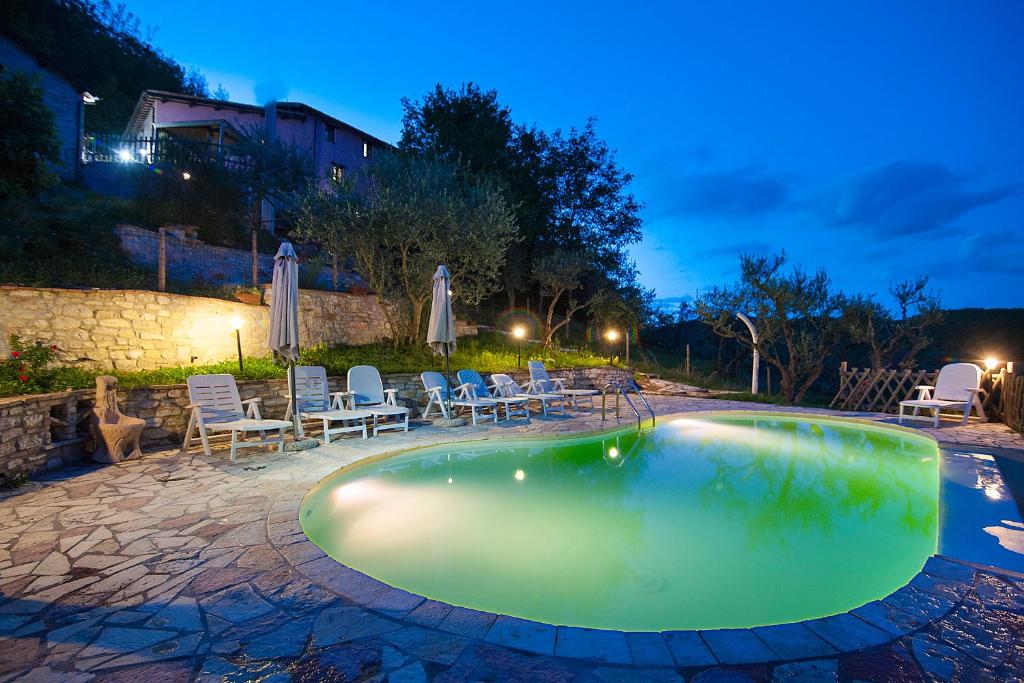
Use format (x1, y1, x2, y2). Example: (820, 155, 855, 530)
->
(601, 377, 656, 429)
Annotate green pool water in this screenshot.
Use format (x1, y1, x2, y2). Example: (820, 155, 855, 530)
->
(300, 413, 939, 631)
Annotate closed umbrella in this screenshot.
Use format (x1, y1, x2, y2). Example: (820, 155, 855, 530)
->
(426, 265, 456, 417)
(269, 242, 301, 436)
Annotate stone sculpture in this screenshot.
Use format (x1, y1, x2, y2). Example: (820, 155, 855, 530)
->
(90, 375, 144, 463)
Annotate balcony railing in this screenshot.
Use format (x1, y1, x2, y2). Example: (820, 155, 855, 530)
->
(81, 134, 250, 171)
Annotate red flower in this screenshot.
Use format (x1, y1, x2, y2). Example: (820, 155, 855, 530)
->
(50, 344, 58, 351)
(10, 351, 20, 359)
(18, 366, 26, 373)
(18, 375, 28, 383)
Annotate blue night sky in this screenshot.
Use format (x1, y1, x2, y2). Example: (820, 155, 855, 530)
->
(125, 0, 1024, 309)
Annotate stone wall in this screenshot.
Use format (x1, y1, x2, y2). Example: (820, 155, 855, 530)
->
(0, 367, 628, 479)
(0, 286, 401, 370)
(0, 34, 82, 178)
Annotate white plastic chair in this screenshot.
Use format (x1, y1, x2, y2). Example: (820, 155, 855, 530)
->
(528, 360, 599, 409)
(491, 373, 566, 416)
(421, 371, 498, 425)
(898, 363, 987, 428)
(286, 366, 372, 442)
(457, 369, 530, 421)
(347, 365, 410, 435)
(183, 374, 292, 462)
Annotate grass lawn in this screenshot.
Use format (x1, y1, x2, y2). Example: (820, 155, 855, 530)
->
(2, 333, 609, 397)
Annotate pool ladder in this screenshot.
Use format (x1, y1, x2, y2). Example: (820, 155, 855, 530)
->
(601, 377, 656, 429)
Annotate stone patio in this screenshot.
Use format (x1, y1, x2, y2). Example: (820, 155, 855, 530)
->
(2, 394, 1023, 682)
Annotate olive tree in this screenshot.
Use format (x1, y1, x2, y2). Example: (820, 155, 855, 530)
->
(695, 253, 855, 404)
(294, 152, 516, 345)
(848, 277, 945, 369)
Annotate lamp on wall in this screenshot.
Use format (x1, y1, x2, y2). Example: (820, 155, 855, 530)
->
(231, 317, 244, 372)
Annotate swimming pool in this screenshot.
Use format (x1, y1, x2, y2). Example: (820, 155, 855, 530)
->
(300, 413, 939, 631)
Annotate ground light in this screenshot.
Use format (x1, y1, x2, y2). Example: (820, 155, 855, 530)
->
(231, 316, 244, 371)
(512, 325, 526, 368)
(984, 357, 1000, 371)
(605, 328, 620, 365)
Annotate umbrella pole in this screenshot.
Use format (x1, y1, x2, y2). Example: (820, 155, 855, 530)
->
(444, 345, 451, 418)
(289, 361, 300, 438)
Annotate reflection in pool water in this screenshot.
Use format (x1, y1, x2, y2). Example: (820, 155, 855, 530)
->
(301, 414, 939, 631)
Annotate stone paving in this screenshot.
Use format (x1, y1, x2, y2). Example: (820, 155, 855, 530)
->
(1, 394, 1024, 682)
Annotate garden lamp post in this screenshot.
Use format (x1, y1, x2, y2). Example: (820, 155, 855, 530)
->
(231, 316, 244, 372)
(605, 328, 620, 366)
(512, 325, 526, 368)
(736, 312, 759, 394)
(180, 171, 191, 224)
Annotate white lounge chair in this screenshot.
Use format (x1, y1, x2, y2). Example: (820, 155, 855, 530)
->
(286, 366, 373, 442)
(347, 365, 410, 435)
(898, 363, 987, 428)
(491, 373, 566, 416)
(457, 369, 530, 421)
(421, 371, 498, 425)
(183, 374, 292, 462)
(528, 360, 599, 409)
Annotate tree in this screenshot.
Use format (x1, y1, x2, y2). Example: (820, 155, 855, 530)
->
(695, 253, 855, 404)
(294, 152, 517, 345)
(399, 82, 514, 179)
(0, 71, 60, 198)
(229, 124, 315, 233)
(398, 84, 645, 321)
(212, 84, 231, 101)
(1, 0, 211, 132)
(848, 277, 945, 369)
(533, 250, 591, 348)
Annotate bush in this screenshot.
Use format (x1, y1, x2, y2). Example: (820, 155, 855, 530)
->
(1, 335, 59, 396)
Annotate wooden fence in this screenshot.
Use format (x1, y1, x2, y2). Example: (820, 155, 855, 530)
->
(830, 365, 939, 414)
(831, 363, 1017, 425)
(1003, 374, 1024, 433)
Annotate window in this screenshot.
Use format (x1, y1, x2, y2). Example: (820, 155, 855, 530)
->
(330, 163, 345, 182)
(325, 126, 335, 143)
(363, 142, 370, 158)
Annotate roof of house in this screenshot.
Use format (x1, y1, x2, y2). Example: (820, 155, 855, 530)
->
(124, 90, 392, 148)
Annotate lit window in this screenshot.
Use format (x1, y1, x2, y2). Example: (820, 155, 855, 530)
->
(330, 163, 345, 182)
(363, 142, 370, 158)
(326, 126, 335, 143)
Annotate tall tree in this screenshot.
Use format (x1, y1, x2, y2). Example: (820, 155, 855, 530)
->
(0, 71, 60, 198)
(294, 153, 517, 345)
(696, 253, 856, 404)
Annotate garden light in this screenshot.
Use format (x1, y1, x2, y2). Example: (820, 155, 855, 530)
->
(231, 317, 244, 372)
(512, 324, 526, 367)
(182, 171, 192, 181)
(116, 148, 132, 162)
(605, 329, 620, 365)
(984, 357, 999, 371)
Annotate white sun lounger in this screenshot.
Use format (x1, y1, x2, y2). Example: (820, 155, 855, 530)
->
(898, 362, 987, 428)
(347, 365, 410, 435)
(528, 360, 599, 409)
(491, 373, 566, 416)
(457, 369, 530, 421)
(286, 366, 372, 442)
(421, 371, 498, 425)
(183, 374, 292, 462)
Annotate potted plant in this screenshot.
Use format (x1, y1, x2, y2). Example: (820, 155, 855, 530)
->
(232, 286, 262, 305)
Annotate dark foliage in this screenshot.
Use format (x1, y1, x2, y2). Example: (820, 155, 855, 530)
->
(0, 71, 61, 198)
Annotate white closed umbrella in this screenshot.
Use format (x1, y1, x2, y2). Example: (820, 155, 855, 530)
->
(269, 242, 300, 435)
(426, 265, 456, 416)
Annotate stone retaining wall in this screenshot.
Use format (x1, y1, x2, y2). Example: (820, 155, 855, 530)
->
(0, 286, 477, 370)
(0, 367, 628, 479)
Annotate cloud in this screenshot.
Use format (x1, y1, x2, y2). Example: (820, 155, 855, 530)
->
(961, 230, 1024, 274)
(814, 161, 1021, 235)
(695, 241, 773, 259)
(660, 167, 789, 219)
